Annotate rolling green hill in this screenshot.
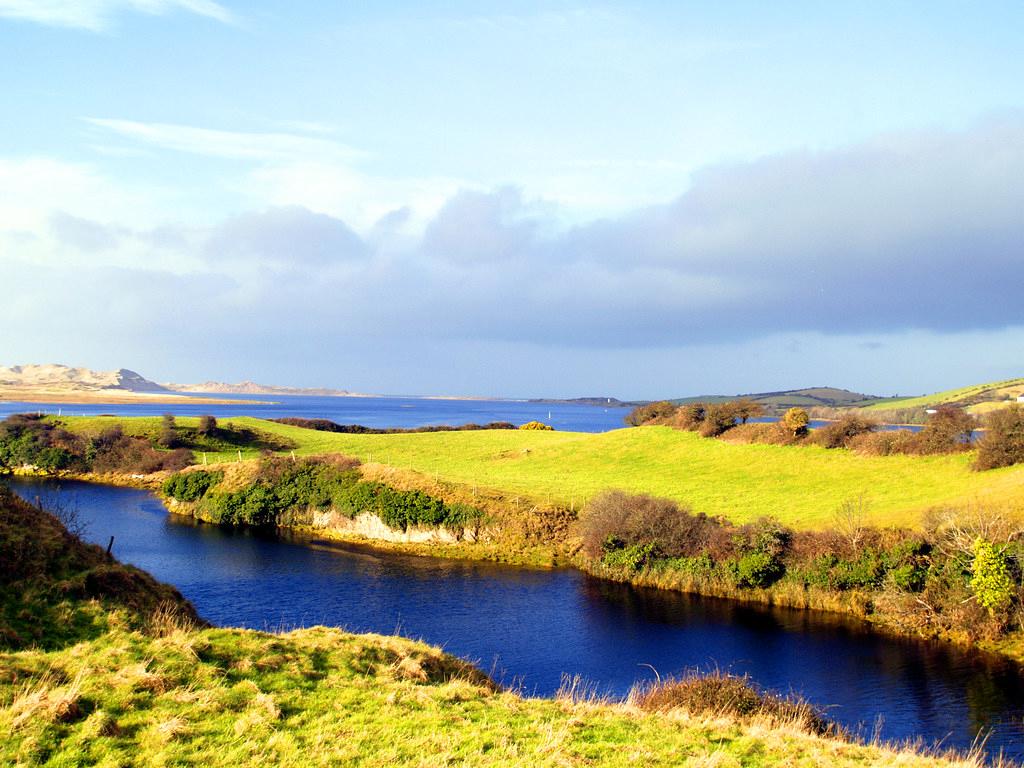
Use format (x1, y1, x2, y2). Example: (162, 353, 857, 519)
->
(671, 387, 888, 412)
(862, 377, 1024, 414)
(52, 416, 1024, 530)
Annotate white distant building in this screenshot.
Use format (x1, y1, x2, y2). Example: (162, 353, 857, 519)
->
(1017, 394, 1024, 403)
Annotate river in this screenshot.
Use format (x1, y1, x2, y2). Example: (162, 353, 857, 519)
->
(7, 477, 1023, 760)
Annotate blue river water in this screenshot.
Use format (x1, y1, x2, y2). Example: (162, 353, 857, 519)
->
(8, 477, 1024, 761)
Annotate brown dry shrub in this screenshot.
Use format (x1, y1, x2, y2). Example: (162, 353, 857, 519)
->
(719, 422, 803, 446)
(672, 403, 707, 430)
(625, 401, 678, 427)
(631, 670, 833, 736)
(579, 490, 732, 559)
(974, 404, 1024, 470)
(847, 429, 919, 456)
(808, 415, 878, 449)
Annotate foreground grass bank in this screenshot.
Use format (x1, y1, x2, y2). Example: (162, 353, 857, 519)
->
(50, 416, 1024, 529)
(0, 489, 999, 767)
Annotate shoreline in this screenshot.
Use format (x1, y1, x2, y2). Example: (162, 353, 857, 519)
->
(9, 467, 1024, 667)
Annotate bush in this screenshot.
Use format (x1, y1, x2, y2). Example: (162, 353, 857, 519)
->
(602, 542, 659, 571)
(162, 470, 223, 502)
(721, 422, 803, 446)
(914, 406, 976, 455)
(731, 399, 765, 424)
(579, 490, 731, 560)
(847, 429, 918, 456)
(625, 401, 677, 427)
(974, 404, 1024, 470)
(197, 415, 218, 437)
(733, 551, 784, 588)
(198, 457, 483, 533)
(632, 671, 831, 735)
(157, 413, 179, 448)
(674, 403, 707, 430)
(809, 414, 877, 449)
(273, 418, 517, 434)
(781, 408, 810, 437)
(698, 403, 738, 438)
(519, 421, 554, 431)
(971, 538, 1015, 615)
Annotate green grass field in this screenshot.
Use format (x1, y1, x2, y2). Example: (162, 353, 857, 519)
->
(1, 624, 976, 768)
(58, 416, 1024, 529)
(863, 377, 1024, 412)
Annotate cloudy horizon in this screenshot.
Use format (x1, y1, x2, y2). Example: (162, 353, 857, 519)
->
(2, 2, 1022, 399)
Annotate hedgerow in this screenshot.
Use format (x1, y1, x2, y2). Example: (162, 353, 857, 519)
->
(164, 457, 485, 533)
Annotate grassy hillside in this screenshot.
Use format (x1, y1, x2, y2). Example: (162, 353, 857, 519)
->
(673, 387, 886, 411)
(53, 416, 1024, 529)
(863, 378, 1024, 414)
(0, 490, 991, 767)
(0, 486, 202, 651)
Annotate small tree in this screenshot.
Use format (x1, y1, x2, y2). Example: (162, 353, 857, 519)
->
(158, 413, 179, 448)
(782, 407, 810, 437)
(974, 404, 1024, 470)
(625, 401, 677, 427)
(915, 406, 977, 454)
(676, 403, 707, 430)
(197, 414, 218, 437)
(971, 538, 1014, 616)
(731, 399, 765, 424)
(699, 403, 738, 438)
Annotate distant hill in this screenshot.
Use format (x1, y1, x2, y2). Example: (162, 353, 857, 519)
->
(0, 364, 170, 393)
(862, 377, 1024, 414)
(670, 387, 885, 413)
(0, 364, 259, 405)
(528, 397, 633, 407)
(166, 380, 355, 397)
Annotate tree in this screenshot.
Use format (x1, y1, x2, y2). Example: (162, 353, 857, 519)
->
(731, 399, 765, 424)
(812, 414, 877, 449)
(625, 401, 677, 427)
(197, 414, 218, 437)
(676, 403, 707, 430)
(699, 403, 738, 437)
(781, 407, 810, 437)
(915, 406, 977, 454)
(974, 404, 1024, 470)
(158, 413, 179, 448)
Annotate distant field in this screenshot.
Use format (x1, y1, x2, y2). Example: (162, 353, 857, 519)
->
(863, 378, 1024, 413)
(56, 416, 1024, 529)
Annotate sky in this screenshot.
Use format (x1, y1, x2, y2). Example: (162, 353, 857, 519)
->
(1, 1, 1022, 399)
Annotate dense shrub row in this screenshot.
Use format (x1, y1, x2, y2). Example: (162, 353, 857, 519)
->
(272, 418, 517, 434)
(626, 399, 1024, 470)
(0, 414, 193, 474)
(162, 457, 486, 533)
(580, 490, 1024, 642)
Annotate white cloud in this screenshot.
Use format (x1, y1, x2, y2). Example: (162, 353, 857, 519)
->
(0, 0, 231, 30)
(246, 161, 466, 233)
(85, 118, 362, 163)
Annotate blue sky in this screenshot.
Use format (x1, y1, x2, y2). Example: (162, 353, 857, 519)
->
(1, 1, 1023, 398)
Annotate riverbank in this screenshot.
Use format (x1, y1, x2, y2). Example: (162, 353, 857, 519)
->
(6, 412, 1024, 664)
(0, 487, 1007, 766)
(11, 451, 1024, 664)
